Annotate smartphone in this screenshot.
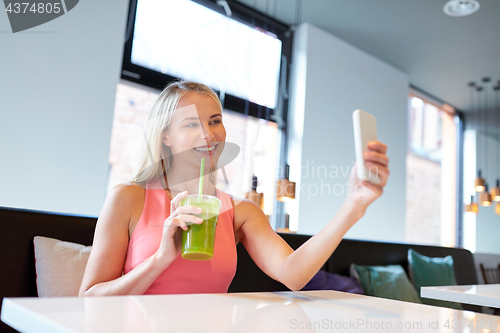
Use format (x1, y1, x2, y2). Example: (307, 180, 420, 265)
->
(353, 109, 380, 184)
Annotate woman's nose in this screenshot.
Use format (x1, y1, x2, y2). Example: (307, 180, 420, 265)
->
(200, 124, 215, 140)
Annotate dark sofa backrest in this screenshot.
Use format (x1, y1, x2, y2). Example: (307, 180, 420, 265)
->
(0, 207, 97, 299)
(228, 233, 313, 292)
(1, 206, 477, 296)
(0, 207, 97, 333)
(228, 233, 479, 292)
(324, 238, 478, 286)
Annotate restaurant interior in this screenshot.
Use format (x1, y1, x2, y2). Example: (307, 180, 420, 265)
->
(1, 0, 500, 332)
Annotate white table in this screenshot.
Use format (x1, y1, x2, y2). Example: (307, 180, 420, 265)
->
(2, 290, 500, 333)
(421, 284, 500, 308)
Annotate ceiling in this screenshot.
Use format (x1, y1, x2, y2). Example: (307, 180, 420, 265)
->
(234, 0, 500, 113)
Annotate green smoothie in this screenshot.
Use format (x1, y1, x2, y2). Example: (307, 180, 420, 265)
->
(180, 194, 221, 261)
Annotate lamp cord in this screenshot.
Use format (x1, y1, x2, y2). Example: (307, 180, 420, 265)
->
(485, 88, 488, 180)
(477, 87, 482, 176)
(295, 0, 302, 27)
(495, 87, 500, 179)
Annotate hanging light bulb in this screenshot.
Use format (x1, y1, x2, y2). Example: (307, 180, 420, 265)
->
(245, 175, 264, 209)
(491, 179, 500, 202)
(475, 85, 485, 192)
(496, 203, 500, 215)
(482, 78, 492, 198)
(475, 170, 485, 192)
(465, 195, 479, 213)
(276, 164, 296, 202)
(493, 86, 500, 202)
(480, 183, 492, 206)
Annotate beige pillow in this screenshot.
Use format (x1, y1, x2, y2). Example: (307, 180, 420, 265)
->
(34, 236, 92, 297)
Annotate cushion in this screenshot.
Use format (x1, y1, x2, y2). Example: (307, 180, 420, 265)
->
(350, 264, 422, 303)
(34, 236, 91, 297)
(302, 270, 364, 294)
(407, 249, 462, 309)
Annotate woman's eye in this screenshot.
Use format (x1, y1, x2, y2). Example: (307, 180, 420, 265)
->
(186, 123, 199, 127)
(210, 119, 222, 125)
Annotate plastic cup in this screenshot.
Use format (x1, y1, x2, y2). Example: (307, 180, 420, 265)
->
(180, 194, 222, 261)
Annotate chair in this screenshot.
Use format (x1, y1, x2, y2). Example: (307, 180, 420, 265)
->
(479, 263, 500, 284)
(479, 263, 500, 316)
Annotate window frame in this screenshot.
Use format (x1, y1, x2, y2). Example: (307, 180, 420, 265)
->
(121, 0, 292, 122)
(455, 110, 465, 247)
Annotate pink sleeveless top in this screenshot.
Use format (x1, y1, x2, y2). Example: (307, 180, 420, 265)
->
(123, 181, 237, 294)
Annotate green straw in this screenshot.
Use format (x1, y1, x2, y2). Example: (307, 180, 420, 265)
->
(198, 158, 205, 198)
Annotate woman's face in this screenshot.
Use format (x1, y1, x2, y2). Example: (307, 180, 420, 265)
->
(163, 92, 226, 169)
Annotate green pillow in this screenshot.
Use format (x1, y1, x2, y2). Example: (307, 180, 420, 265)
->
(350, 264, 422, 304)
(407, 249, 462, 310)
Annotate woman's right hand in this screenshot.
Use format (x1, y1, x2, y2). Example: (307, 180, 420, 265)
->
(155, 191, 203, 266)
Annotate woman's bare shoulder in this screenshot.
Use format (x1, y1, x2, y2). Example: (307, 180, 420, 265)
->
(108, 182, 145, 200)
(101, 182, 146, 216)
(230, 195, 261, 213)
(230, 196, 266, 230)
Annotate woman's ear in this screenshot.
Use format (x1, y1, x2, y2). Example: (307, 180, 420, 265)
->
(162, 132, 171, 147)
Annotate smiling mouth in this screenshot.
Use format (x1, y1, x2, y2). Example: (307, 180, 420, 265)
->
(193, 143, 218, 152)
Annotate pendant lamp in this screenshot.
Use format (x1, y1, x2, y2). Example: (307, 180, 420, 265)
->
(492, 85, 500, 201)
(475, 85, 485, 192)
(468, 79, 500, 215)
(492, 180, 500, 202)
(480, 183, 492, 206)
(465, 195, 478, 213)
(245, 175, 264, 209)
(475, 171, 485, 192)
(482, 78, 491, 198)
(277, 164, 295, 202)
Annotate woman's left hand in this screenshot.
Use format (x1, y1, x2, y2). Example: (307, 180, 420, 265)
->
(347, 141, 389, 212)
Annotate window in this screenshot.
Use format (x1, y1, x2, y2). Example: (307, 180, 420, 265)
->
(406, 94, 457, 247)
(122, 0, 291, 120)
(131, 0, 282, 109)
(409, 97, 443, 161)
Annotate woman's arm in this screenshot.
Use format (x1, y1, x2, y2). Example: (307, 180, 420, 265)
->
(79, 185, 201, 296)
(236, 199, 362, 291)
(236, 141, 389, 291)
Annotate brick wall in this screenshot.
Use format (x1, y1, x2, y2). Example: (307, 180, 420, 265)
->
(405, 153, 442, 245)
(107, 81, 158, 191)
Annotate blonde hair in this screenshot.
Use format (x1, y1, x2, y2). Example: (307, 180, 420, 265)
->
(132, 81, 222, 186)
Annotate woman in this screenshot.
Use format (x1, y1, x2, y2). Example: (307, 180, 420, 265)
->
(79, 81, 389, 296)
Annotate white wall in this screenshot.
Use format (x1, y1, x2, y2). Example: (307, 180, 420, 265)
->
(287, 23, 409, 242)
(462, 105, 500, 254)
(0, 0, 129, 215)
(473, 133, 500, 254)
(462, 130, 477, 252)
(463, 129, 500, 254)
